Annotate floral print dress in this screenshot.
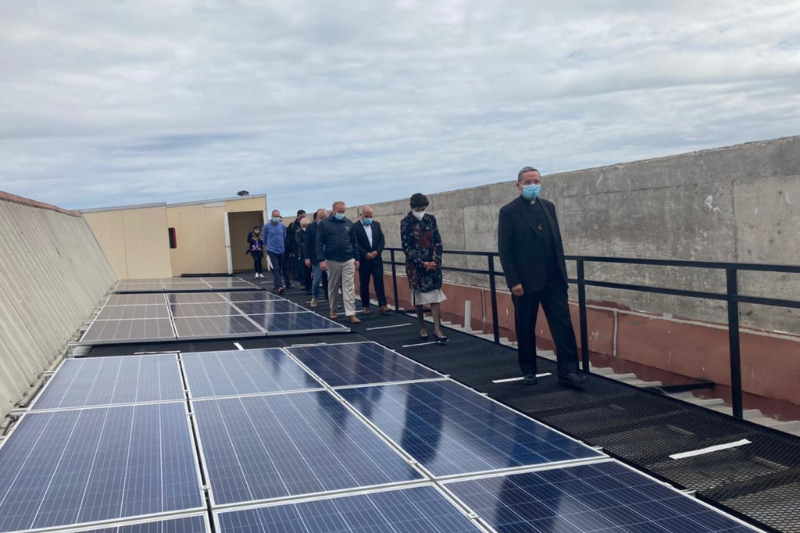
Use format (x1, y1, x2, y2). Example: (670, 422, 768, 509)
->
(401, 212, 447, 305)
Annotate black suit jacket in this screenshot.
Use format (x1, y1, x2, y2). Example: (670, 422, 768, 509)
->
(304, 222, 320, 264)
(497, 196, 568, 293)
(354, 220, 385, 264)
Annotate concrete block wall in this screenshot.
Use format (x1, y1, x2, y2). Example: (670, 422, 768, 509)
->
(0, 193, 117, 417)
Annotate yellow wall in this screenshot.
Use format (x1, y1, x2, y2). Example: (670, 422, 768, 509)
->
(83, 206, 172, 279)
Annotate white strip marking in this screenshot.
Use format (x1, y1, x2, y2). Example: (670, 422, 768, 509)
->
(669, 439, 751, 460)
(366, 323, 411, 331)
(234, 343, 244, 351)
(401, 341, 437, 348)
(492, 373, 552, 383)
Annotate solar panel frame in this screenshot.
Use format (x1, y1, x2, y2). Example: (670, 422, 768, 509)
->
(337, 379, 605, 480)
(440, 460, 764, 533)
(0, 402, 206, 533)
(30, 354, 185, 411)
(212, 484, 490, 533)
(53, 512, 211, 533)
(190, 391, 426, 509)
(180, 348, 323, 399)
(285, 341, 447, 389)
(173, 315, 266, 339)
(80, 317, 177, 345)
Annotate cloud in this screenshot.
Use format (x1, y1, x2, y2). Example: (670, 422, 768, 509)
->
(0, 0, 799, 211)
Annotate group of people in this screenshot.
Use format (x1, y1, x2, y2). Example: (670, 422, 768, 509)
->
(247, 167, 589, 387)
(247, 193, 450, 343)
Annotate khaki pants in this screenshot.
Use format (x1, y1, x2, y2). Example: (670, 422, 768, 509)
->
(327, 259, 356, 317)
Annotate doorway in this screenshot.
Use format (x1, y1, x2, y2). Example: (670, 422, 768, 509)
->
(227, 211, 265, 273)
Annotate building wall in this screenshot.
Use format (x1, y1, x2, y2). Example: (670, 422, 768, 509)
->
(0, 193, 116, 417)
(83, 205, 172, 279)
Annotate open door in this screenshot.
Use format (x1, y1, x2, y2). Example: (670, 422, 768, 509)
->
(223, 212, 233, 275)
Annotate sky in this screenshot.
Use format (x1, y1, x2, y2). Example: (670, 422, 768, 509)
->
(1, 0, 799, 212)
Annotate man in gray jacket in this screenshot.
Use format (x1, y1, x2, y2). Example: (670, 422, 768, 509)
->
(317, 200, 361, 323)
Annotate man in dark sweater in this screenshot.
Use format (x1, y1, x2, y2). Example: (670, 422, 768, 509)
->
(317, 201, 360, 323)
(497, 166, 587, 388)
(305, 209, 329, 307)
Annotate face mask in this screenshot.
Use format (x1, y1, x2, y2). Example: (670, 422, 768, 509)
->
(271, 217, 280, 223)
(335, 213, 345, 221)
(412, 210, 425, 220)
(363, 218, 373, 226)
(522, 184, 541, 200)
(254, 229, 260, 234)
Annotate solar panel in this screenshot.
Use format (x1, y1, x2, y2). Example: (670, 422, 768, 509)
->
(0, 402, 203, 533)
(250, 312, 349, 335)
(161, 281, 211, 292)
(115, 281, 165, 293)
(32, 355, 184, 410)
(221, 292, 283, 302)
(204, 280, 259, 290)
(106, 294, 167, 306)
(338, 380, 602, 478)
(230, 300, 299, 314)
(169, 302, 241, 317)
(96, 305, 170, 320)
(214, 486, 483, 533)
(167, 293, 228, 304)
(192, 391, 423, 506)
(68, 514, 210, 533)
(445, 461, 759, 533)
(287, 342, 444, 388)
(81, 318, 176, 344)
(173, 316, 265, 339)
(181, 349, 319, 399)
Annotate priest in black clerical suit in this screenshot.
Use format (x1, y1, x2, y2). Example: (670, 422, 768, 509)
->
(497, 166, 587, 387)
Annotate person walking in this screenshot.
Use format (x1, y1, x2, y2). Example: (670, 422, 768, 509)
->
(246, 226, 265, 278)
(317, 201, 361, 324)
(497, 166, 587, 387)
(401, 193, 447, 344)
(263, 210, 288, 295)
(354, 205, 389, 315)
(295, 217, 312, 291)
(305, 209, 329, 307)
(286, 209, 306, 283)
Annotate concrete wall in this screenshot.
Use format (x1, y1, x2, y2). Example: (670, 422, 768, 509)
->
(83, 206, 173, 279)
(349, 136, 800, 334)
(0, 192, 116, 417)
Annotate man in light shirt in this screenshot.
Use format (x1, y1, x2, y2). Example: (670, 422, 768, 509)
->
(354, 205, 389, 315)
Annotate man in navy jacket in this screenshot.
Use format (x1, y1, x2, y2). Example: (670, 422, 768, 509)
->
(317, 201, 361, 323)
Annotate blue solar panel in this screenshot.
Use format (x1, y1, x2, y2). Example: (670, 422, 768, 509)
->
(33, 355, 184, 410)
(73, 515, 209, 533)
(192, 391, 423, 506)
(338, 380, 602, 478)
(286, 342, 443, 387)
(231, 300, 298, 314)
(181, 349, 320, 398)
(0, 402, 203, 533)
(446, 461, 758, 533)
(215, 486, 483, 533)
(250, 312, 348, 335)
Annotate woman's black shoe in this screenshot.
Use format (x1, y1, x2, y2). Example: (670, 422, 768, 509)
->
(434, 334, 448, 345)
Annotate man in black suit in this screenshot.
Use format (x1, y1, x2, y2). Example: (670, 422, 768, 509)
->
(497, 166, 587, 387)
(354, 205, 389, 315)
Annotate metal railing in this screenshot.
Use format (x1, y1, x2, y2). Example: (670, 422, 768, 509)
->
(385, 247, 800, 419)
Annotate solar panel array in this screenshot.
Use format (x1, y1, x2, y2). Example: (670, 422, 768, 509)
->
(114, 278, 259, 293)
(80, 291, 348, 344)
(1, 342, 761, 533)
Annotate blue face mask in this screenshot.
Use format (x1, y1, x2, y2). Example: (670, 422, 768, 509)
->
(271, 217, 280, 223)
(362, 218, 373, 226)
(522, 184, 541, 200)
(335, 213, 345, 221)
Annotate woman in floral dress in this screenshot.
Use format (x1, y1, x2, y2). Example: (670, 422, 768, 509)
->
(401, 193, 448, 344)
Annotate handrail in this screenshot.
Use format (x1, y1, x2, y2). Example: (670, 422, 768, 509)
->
(383, 246, 800, 418)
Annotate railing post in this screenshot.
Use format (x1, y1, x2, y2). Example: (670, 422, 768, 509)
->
(488, 255, 500, 345)
(727, 268, 743, 419)
(577, 260, 590, 373)
(390, 249, 399, 312)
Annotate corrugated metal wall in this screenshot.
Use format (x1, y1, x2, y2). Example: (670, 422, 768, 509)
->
(0, 196, 116, 417)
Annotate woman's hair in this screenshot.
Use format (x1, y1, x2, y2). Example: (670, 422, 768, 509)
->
(253, 225, 260, 231)
(409, 193, 429, 209)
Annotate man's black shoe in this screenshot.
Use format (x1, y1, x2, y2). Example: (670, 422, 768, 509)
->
(558, 372, 588, 387)
(523, 374, 538, 385)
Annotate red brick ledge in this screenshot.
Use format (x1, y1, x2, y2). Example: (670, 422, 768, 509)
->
(0, 191, 80, 217)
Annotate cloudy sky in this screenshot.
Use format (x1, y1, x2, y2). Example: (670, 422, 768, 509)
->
(1, 0, 799, 211)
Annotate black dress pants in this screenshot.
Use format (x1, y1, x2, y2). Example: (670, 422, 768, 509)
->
(359, 261, 387, 309)
(512, 282, 579, 378)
